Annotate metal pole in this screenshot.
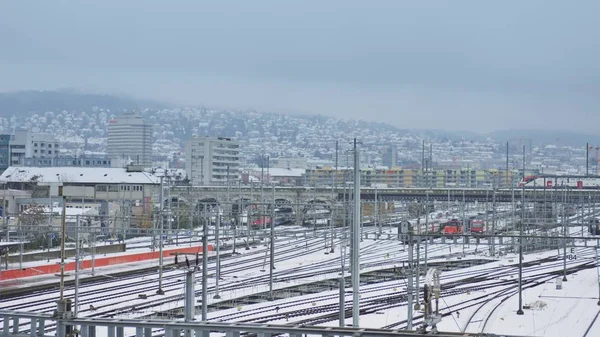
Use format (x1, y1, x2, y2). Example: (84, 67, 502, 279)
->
(59, 199, 66, 300)
(587, 143, 590, 176)
(425, 191, 429, 271)
(376, 187, 381, 236)
(596, 242, 600, 306)
(201, 207, 208, 321)
(562, 183, 568, 282)
(517, 145, 525, 315)
(415, 220, 420, 312)
(91, 230, 96, 276)
(74, 214, 80, 317)
(269, 204, 275, 300)
(506, 141, 509, 188)
(492, 189, 496, 256)
(213, 213, 221, 299)
(185, 270, 195, 337)
(407, 229, 414, 330)
(352, 138, 361, 327)
(339, 224, 346, 327)
(157, 175, 165, 295)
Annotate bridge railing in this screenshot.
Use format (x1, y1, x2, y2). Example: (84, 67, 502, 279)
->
(0, 310, 526, 337)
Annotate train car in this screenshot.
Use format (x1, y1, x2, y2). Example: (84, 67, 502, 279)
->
(274, 206, 295, 226)
(588, 218, 600, 235)
(520, 176, 600, 189)
(302, 208, 331, 227)
(250, 216, 271, 230)
(441, 219, 463, 234)
(470, 220, 485, 234)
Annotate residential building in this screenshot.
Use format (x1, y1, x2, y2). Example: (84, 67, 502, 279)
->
(9, 129, 60, 166)
(107, 112, 153, 167)
(0, 134, 10, 172)
(185, 136, 240, 185)
(246, 168, 305, 186)
(305, 167, 518, 188)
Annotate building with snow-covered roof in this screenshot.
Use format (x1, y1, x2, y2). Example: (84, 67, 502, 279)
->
(0, 166, 159, 203)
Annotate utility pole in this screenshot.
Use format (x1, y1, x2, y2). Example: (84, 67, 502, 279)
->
(269, 204, 275, 300)
(421, 140, 425, 188)
(339, 221, 346, 327)
(425, 190, 430, 271)
(59, 199, 66, 301)
(213, 213, 221, 299)
(492, 189, 496, 256)
(517, 145, 525, 315)
(407, 223, 414, 330)
(201, 207, 208, 321)
(587, 143, 590, 176)
(352, 138, 361, 327)
(506, 141, 509, 188)
(596, 241, 600, 306)
(157, 174, 165, 295)
(376, 187, 381, 237)
(74, 215, 80, 317)
(562, 182, 568, 282)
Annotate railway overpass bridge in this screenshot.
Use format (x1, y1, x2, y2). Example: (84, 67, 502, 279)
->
(171, 185, 598, 205)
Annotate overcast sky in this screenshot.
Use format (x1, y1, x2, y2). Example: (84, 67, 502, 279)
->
(1, 1, 599, 132)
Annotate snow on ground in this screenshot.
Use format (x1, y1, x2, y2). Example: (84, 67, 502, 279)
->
(199, 247, 600, 337)
(481, 266, 600, 337)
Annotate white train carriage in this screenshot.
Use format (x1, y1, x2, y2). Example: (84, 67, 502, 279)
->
(400, 218, 443, 235)
(521, 176, 600, 189)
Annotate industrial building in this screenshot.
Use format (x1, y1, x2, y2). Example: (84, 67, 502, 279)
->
(0, 165, 159, 203)
(185, 136, 240, 186)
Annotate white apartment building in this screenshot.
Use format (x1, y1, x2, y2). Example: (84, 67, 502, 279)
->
(9, 129, 60, 166)
(185, 136, 240, 186)
(107, 112, 153, 167)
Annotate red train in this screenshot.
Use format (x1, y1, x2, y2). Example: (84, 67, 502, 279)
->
(441, 219, 463, 234)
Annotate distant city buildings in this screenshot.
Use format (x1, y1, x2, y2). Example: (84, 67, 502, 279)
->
(107, 112, 153, 167)
(185, 136, 240, 186)
(305, 167, 517, 188)
(271, 157, 307, 169)
(0, 130, 61, 172)
(382, 147, 398, 168)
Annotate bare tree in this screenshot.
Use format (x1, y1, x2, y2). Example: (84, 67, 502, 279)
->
(18, 202, 52, 249)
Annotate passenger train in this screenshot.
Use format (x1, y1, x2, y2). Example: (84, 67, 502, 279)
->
(519, 175, 600, 189)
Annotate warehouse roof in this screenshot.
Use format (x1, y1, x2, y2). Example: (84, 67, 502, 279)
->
(0, 167, 160, 185)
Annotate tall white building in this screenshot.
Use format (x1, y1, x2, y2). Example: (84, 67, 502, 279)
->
(185, 136, 240, 186)
(9, 129, 60, 166)
(107, 112, 153, 167)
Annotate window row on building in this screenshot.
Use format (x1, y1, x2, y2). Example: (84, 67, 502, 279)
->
(96, 185, 144, 192)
